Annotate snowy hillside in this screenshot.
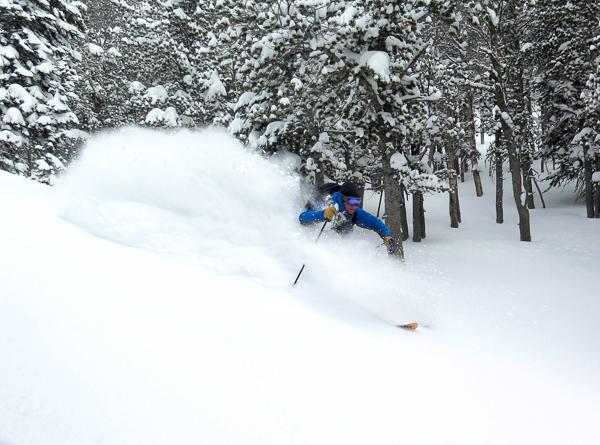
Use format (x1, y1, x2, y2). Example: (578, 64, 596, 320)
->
(0, 128, 598, 445)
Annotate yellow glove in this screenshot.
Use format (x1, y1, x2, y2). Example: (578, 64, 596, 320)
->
(323, 206, 339, 221)
(383, 236, 399, 256)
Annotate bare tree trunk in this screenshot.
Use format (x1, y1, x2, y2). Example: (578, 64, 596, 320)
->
(595, 157, 600, 218)
(376, 188, 384, 218)
(427, 145, 435, 168)
(448, 143, 461, 228)
(522, 159, 535, 209)
(532, 177, 546, 209)
(594, 182, 600, 218)
(495, 129, 504, 224)
(420, 195, 426, 239)
(314, 160, 324, 186)
(501, 119, 531, 240)
(382, 156, 403, 238)
(490, 22, 531, 241)
(379, 131, 405, 254)
(480, 121, 485, 145)
(412, 191, 424, 242)
(584, 148, 594, 218)
(399, 182, 410, 241)
(473, 166, 484, 197)
(517, 58, 535, 210)
(466, 93, 484, 196)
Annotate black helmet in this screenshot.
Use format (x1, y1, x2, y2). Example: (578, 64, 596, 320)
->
(340, 181, 361, 198)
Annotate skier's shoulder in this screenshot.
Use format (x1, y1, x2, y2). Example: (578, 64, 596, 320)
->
(355, 206, 375, 219)
(330, 190, 343, 204)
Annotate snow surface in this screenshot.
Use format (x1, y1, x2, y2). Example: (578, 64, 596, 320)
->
(0, 127, 599, 445)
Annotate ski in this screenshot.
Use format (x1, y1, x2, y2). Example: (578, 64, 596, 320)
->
(397, 322, 418, 330)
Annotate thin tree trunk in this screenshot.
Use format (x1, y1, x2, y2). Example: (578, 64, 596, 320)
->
(517, 58, 535, 210)
(412, 191, 425, 242)
(532, 177, 546, 209)
(584, 148, 594, 218)
(594, 182, 600, 218)
(379, 130, 406, 254)
(473, 167, 484, 197)
(480, 121, 485, 145)
(500, 116, 531, 241)
(522, 159, 535, 209)
(495, 129, 504, 224)
(466, 93, 484, 196)
(399, 182, 410, 241)
(359, 59, 406, 251)
(376, 188, 384, 218)
(382, 153, 403, 238)
(447, 138, 461, 228)
(314, 159, 324, 186)
(420, 194, 426, 239)
(490, 21, 531, 241)
(595, 157, 600, 218)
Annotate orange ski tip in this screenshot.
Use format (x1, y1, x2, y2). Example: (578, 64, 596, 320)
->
(398, 322, 418, 330)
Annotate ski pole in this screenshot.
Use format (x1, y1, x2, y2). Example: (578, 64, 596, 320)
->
(293, 219, 328, 286)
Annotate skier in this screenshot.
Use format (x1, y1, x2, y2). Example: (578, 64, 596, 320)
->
(299, 181, 399, 255)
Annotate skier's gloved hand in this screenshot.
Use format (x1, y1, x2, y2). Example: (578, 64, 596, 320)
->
(323, 206, 339, 221)
(383, 236, 398, 255)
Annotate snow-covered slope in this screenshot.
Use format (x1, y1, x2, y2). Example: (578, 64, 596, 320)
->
(0, 128, 598, 445)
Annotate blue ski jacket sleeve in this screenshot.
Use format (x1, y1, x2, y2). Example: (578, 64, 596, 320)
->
(353, 208, 392, 238)
(299, 191, 392, 238)
(298, 208, 326, 223)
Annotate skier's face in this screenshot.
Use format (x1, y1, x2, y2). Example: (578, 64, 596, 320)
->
(344, 197, 360, 215)
(345, 203, 358, 215)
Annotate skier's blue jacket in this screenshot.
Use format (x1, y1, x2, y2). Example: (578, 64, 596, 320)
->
(299, 191, 392, 238)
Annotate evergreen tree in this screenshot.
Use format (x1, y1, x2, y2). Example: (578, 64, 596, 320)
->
(530, 1, 600, 217)
(72, 0, 132, 131)
(221, 0, 349, 184)
(468, 0, 532, 241)
(0, 0, 85, 183)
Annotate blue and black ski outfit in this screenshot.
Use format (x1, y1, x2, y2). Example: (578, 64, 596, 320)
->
(299, 190, 392, 238)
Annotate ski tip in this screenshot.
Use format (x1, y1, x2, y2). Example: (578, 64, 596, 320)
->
(397, 322, 418, 330)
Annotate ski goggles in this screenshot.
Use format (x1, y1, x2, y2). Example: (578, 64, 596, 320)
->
(345, 197, 362, 206)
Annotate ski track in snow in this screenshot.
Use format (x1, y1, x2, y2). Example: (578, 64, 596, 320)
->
(0, 127, 599, 445)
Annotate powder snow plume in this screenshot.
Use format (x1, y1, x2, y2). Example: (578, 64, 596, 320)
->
(55, 126, 429, 322)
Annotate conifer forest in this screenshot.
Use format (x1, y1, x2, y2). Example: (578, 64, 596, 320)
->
(2, 1, 600, 242)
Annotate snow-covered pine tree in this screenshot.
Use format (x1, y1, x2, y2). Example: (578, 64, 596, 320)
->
(220, 0, 350, 185)
(106, 0, 226, 128)
(222, 0, 453, 244)
(530, 1, 600, 218)
(580, 36, 600, 218)
(327, 0, 451, 242)
(468, 0, 532, 241)
(1, 0, 85, 183)
(119, 0, 188, 127)
(72, 0, 132, 131)
(421, 5, 481, 228)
